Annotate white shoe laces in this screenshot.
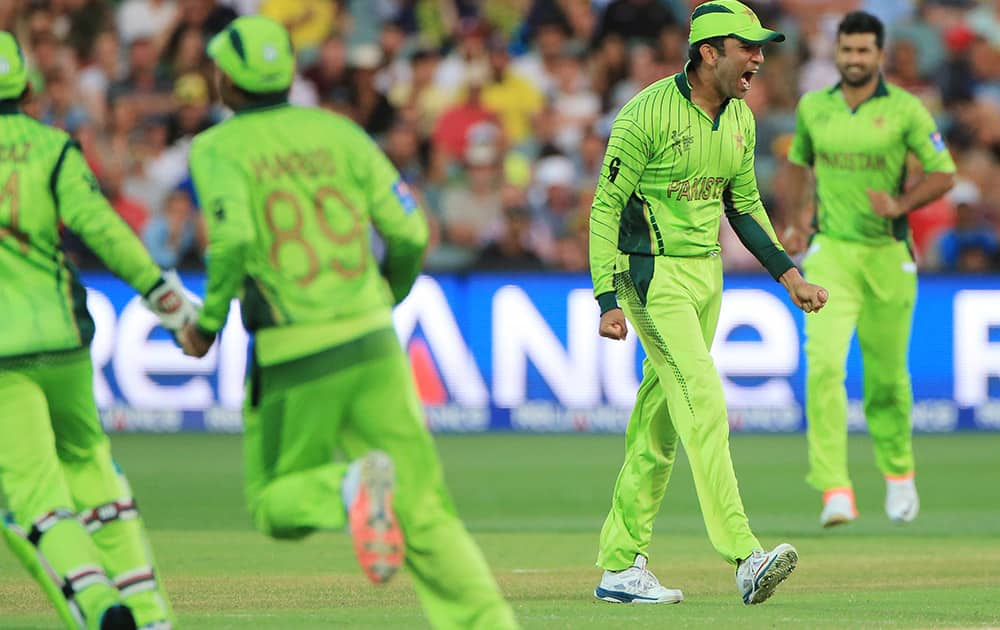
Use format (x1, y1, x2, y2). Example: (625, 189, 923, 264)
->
(627, 567, 661, 593)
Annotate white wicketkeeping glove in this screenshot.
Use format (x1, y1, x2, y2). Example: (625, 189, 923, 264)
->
(142, 270, 200, 331)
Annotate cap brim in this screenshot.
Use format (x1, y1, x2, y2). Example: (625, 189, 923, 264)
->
(732, 27, 785, 44)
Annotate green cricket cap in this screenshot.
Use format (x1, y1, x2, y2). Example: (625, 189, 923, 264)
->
(207, 16, 295, 93)
(0, 31, 27, 100)
(688, 0, 785, 45)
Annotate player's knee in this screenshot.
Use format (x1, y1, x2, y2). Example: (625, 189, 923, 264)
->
(247, 489, 313, 541)
(808, 360, 845, 383)
(865, 380, 909, 409)
(55, 434, 111, 466)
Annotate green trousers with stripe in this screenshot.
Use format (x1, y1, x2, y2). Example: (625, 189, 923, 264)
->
(802, 234, 917, 492)
(244, 327, 517, 630)
(598, 253, 761, 569)
(0, 350, 172, 629)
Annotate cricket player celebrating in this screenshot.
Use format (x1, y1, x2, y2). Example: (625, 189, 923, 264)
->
(0, 31, 185, 630)
(589, 0, 829, 605)
(176, 16, 517, 629)
(783, 12, 955, 527)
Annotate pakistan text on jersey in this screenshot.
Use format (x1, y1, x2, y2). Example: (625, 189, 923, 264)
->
(666, 176, 729, 201)
(251, 148, 337, 181)
(0, 143, 30, 163)
(815, 151, 888, 171)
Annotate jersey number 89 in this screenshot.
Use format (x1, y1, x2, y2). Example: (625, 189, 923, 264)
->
(264, 186, 366, 286)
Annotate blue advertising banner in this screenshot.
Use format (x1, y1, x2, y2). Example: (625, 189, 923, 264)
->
(82, 272, 1000, 433)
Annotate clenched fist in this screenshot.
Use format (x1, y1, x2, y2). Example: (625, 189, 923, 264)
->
(599, 308, 628, 340)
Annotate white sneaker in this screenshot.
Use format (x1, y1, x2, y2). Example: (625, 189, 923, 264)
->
(594, 555, 683, 604)
(820, 489, 858, 528)
(885, 476, 919, 523)
(736, 544, 798, 605)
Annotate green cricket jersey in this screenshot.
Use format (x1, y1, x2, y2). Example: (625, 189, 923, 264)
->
(189, 102, 428, 366)
(788, 77, 956, 243)
(589, 66, 793, 312)
(0, 103, 161, 362)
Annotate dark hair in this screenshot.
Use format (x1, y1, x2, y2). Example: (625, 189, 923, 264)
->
(837, 11, 884, 49)
(688, 36, 726, 70)
(233, 85, 290, 106)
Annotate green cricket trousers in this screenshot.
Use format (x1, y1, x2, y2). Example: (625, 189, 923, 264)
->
(598, 253, 761, 569)
(0, 350, 172, 629)
(802, 234, 917, 492)
(244, 327, 517, 629)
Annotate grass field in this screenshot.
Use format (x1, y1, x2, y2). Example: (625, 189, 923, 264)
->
(2, 432, 999, 628)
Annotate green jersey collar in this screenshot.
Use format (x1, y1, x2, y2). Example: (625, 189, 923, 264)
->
(674, 62, 731, 130)
(234, 96, 290, 116)
(0, 100, 21, 115)
(828, 75, 890, 107)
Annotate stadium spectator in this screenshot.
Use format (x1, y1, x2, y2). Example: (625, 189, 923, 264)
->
(76, 29, 121, 129)
(431, 63, 501, 173)
(482, 33, 545, 148)
(931, 181, 999, 272)
(116, 0, 178, 47)
(143, 188, 202, 270)
(475, 191, 547, 271)
(513, 17, 570, 95)
(38, 69, 89, 134)
(437, 131, 505, 264)
(305, 36, 354, 110)
(592, 0, 677, 47)
(550, 49, 600, 154)
(435, 17, 492, 92)
(387, 45, 453, 138)
(107, 35, 174, 120)
(165, 72, 214, 144)
(347, 43, 396, 135)
(100, 155, 151, 236)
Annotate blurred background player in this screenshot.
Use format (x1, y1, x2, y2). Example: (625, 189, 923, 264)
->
(588, 0, 827, 607)
(783, 11, 956, 528)
(176, 16, 518, 629)
(0, 31, 191, 630)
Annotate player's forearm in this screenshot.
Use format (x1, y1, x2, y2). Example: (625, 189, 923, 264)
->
(897, 171, 956, 214)
(778, 266, 807, 292)
(727, 209, 795, 280)
(77, 208, 162, 294)
(381, 240, 426, 304)
(196, 245, 246, 332)
(589, 200, 620, 310)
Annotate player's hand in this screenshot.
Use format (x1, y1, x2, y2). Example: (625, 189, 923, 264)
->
(867, 189, 905, 219)
(599, 308, 628, 340)
(179, 322, 216, 358)
(143, 270, 200, 332)
(781, 224, 811, 256)
(788, 280, 829, 313)
(779, 267, 828, 313)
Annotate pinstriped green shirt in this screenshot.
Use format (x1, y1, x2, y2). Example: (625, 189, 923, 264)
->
(589, 66, 792, 309)
(788, 77, 956, 244)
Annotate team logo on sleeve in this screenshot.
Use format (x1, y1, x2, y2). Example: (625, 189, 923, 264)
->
(84, 172, 100, 193)
(607, 157, 621, 183)
(929, 131, 946, 152)
(392, 179, 418, 214)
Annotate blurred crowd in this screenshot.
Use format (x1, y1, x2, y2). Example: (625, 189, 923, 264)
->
(3, 0, 1000, 273)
